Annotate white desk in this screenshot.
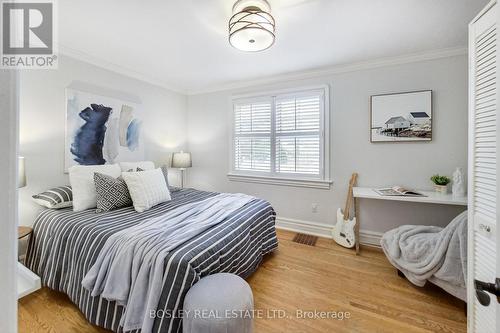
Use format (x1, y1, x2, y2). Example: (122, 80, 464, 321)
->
(352, 187, 468, 254)
(353, 187, 467, 206)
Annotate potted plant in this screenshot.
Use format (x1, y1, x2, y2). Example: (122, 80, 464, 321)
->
(431, 174, 451, 194)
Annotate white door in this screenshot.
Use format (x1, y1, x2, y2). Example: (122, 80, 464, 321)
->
(468, 1, 500, 332)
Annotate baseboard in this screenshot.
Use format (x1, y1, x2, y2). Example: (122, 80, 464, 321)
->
(358, 230, 384, 248)
(276, 217, 332, 238)
(275, 217, 383, 248)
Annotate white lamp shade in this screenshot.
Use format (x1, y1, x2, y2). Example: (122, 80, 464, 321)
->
(229, 0, 275, 52)
(229, 27, 274, 52)
(18, 156, 26, 188)
(171, 152, 192, 169)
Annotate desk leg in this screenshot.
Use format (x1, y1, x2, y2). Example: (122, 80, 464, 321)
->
(355, 197, 360, 255)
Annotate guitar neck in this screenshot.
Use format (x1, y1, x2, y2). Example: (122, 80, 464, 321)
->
(343, 173, 358, 220)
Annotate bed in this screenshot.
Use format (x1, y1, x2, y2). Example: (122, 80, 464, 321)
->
(26, 188, 278, 333)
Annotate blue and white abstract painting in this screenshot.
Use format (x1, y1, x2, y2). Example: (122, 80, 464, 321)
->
(65, 88, 144, 171)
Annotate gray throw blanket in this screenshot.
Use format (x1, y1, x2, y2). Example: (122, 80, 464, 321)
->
(381, 211, 467, 289)
(82, 193, 255, 333)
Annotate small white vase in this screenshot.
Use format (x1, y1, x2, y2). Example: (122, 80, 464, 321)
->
(434, 184, 448, 194)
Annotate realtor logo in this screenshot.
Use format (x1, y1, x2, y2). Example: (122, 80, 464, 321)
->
(1, 1, 57, 68)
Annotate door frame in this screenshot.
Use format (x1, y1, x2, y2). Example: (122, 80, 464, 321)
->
(0, 70, 20, 332)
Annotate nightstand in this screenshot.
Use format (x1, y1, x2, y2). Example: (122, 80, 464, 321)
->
(18, 226, 33, 240)
(18, 226, 33, 263)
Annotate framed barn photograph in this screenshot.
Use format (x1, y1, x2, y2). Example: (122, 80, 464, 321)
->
(370, 90, 432, 142)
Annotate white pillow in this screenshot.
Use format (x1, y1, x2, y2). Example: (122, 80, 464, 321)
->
(122, 168, 171, 212)
(119, 161, 155, 172)
(69, 164, 122, 211)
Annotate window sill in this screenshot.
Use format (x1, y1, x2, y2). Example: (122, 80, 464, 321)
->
(227, 173, 333, 189)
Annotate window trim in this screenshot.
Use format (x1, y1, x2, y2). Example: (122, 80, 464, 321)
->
(228, 85, 331, 189)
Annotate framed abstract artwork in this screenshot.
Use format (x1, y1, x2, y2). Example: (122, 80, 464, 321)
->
(65, 87, 144, 171)
(370, 90, 432, 142)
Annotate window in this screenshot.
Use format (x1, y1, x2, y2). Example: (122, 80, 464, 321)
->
(234, 99, 272, 172)
(229, 86, 331, 189)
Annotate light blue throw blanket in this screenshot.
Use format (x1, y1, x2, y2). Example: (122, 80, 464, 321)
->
(82, 193, 255, 332)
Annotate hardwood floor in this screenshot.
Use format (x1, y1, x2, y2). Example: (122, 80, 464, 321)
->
(18, 229, 466, 333)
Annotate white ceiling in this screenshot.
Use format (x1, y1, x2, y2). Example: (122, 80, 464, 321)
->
(59, 0, 488, 94)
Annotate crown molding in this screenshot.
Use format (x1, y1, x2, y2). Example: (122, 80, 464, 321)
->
(187, 46, 467, 95)
(58, 44, 187, 95)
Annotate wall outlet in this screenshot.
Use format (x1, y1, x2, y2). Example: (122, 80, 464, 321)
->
(311, 203, 318, 213)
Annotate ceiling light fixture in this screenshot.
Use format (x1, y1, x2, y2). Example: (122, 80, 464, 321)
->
(229, 0, 275, 52)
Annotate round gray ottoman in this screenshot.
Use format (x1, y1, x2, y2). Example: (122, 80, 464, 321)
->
(183, 273, 254, 333)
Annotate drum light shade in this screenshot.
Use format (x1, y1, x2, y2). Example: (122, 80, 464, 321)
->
(229, 0, 275, 52)
(171, 151, 192, 169)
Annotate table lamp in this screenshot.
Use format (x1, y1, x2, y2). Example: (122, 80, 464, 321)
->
(18, 156, 26, 188)
(171, 151, 191, 188)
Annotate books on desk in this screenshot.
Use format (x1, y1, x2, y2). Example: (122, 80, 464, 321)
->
(374, 186, 426, 197)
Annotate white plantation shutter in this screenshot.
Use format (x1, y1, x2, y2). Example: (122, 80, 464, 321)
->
(234, 100, 272, 172)
(275, 93, 322, 175)
(233, 88, 327, 180)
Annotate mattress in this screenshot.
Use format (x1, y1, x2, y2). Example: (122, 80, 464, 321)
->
(26, 188, 278, 333)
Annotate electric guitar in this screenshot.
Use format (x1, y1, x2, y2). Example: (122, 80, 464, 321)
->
(333, 173, 358, 248)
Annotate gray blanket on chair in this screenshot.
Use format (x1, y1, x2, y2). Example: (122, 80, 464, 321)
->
(380, 211, 467, 289)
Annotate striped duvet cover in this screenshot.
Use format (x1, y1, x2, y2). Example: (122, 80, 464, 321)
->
(26, 188, 278, 333)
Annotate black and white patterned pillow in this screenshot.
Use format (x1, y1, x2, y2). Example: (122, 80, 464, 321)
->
(32, 186, 73, 209)
(94, 172, 133, 213)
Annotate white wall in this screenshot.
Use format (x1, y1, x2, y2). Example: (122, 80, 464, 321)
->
(18, 54, 468, 236)
(19, 55, 188, 227)
(0, 70, 19, 333)
(187, 55, 467, 234)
